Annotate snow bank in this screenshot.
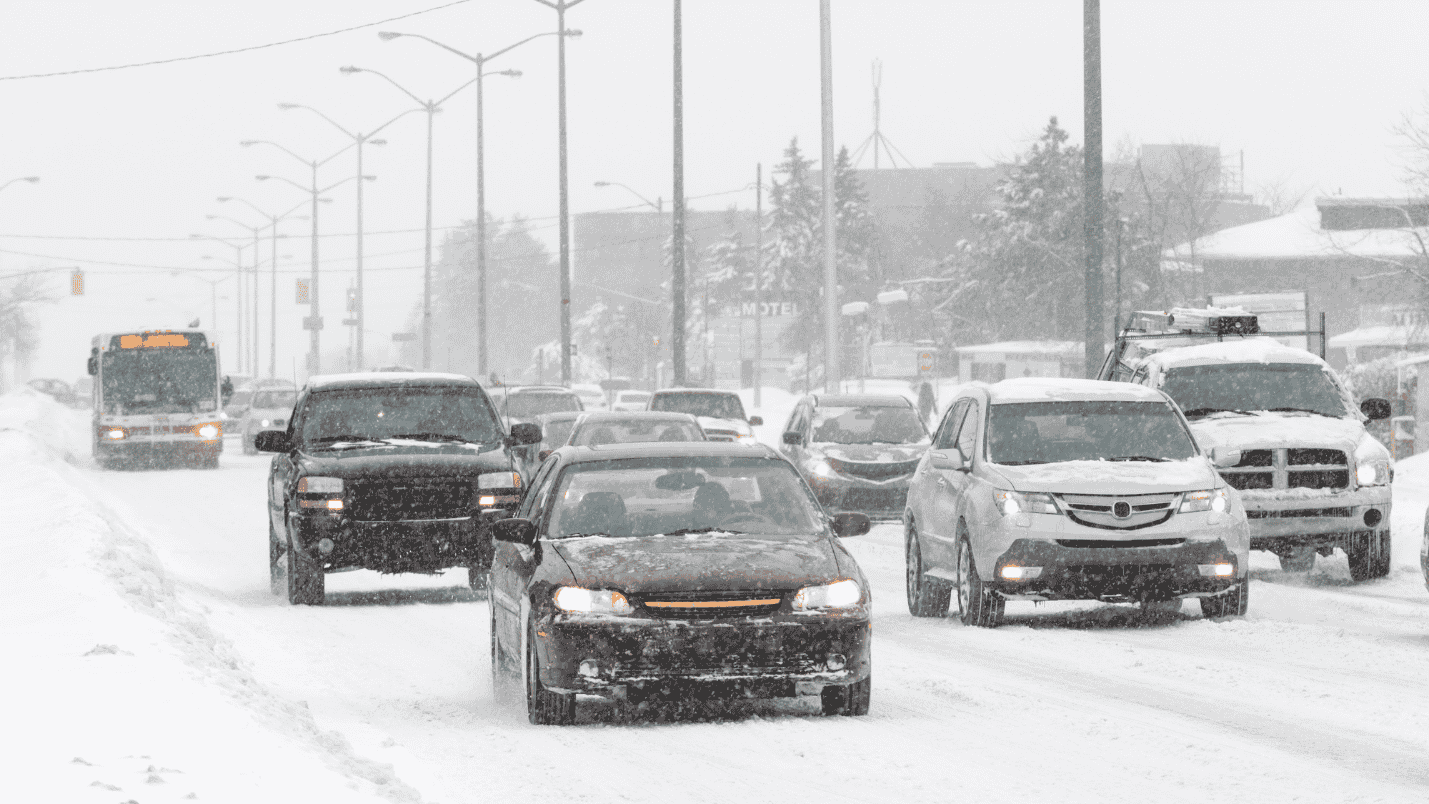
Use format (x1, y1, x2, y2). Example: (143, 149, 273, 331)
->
(0, 391, 419, 804)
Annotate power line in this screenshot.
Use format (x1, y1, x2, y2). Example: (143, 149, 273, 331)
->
(0, 1, 473, 81)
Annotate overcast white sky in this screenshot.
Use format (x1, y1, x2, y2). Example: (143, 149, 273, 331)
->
(4, 0, 1427, 380)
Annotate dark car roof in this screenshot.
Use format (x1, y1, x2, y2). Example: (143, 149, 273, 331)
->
(554, 441, 774, 464)
(305, 371, 481, 392)
(813, 393, 912, 408)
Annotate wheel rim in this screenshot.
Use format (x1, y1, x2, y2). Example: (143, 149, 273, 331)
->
(956, 538, 972, 614)
(905, 533, 921, 601)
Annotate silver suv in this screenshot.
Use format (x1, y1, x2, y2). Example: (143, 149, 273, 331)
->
(903, 378, 1250, 627)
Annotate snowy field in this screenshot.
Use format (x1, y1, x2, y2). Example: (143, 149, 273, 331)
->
(6, 387, 1429, 803)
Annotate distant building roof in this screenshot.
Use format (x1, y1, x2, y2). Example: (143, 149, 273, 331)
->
(1174, 202, 1429, 262)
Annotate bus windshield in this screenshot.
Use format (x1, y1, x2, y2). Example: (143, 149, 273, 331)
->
(100, 349, 218, 414)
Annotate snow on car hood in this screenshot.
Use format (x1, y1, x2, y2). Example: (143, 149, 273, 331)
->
(990, 458, 1217, 494)
(551, 531, 839, 594)
(696, 416, 752, 437)
(1188, 412, 1364, 452)
(818, 443, 926, 463)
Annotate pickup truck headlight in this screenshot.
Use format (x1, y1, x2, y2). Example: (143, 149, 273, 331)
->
(792, 578, 863, 610)
(805, 458, 834, 479)
(297, 477, 343, 493)
(994, 490, 1057, 516)
(1356, 460, 1391, 487)
(1179, 488, 1228, 513)
(552, 587, 634, 615)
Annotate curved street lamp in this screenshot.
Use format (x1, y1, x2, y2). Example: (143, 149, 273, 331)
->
(217, 196, 308, 378)
(191, 234, 250, 373)
(0, 176, 40, 194)
(379, 27, 578, 378)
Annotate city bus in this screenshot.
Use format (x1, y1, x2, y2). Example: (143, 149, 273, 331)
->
(87, 330, 230, 469)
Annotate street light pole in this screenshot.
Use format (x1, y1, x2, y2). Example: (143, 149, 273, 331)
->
(217, 196, 307, 379)
(195, 243, 248, 364)
(672, 0, 686, 387)
(819, 0, 840, 392)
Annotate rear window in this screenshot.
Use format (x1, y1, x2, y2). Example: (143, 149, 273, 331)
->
(988, 400, 1196, 465)
(651, 392, 746, 420)
(572, 418, 704, 446)
(504, 392, 581, 419)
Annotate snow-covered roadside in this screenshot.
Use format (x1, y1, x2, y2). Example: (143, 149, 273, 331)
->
(0, 390, 418, 804)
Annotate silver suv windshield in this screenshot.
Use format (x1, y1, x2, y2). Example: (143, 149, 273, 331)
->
(988, 401, 1197, 465)
(1163, 363, 1348, 419)
(651, 392, 746, 420)
(812, 405, 928, 445)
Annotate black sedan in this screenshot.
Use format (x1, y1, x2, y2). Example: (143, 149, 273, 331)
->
(780, 393, 931, 520)
(488, 442, 872, 724)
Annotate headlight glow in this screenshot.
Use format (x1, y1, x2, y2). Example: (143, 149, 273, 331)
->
(478, 471, 522, 490)
(1356, 460, 1391, 487)
(297, 476, 344, 494)
(994, 490, 1057, 516)
(552, 586, 634, 615)
(792, 578, 863, 611)
(196, 423, 220, 439)
(102, 427, 126, 440)
(737, 434, 759, 444)
(1179, 489, 1228, 514)
(807, 459, 834, 479)
(260, 419, 272, 427)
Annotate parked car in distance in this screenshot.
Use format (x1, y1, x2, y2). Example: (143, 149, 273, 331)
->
(240, 387, 299, 455)
(610, 390, 652, 412)
(223, 381, 256, 421)
(490, 385, 584, 427)
(488, 441, 873, 724)
(27, 377, 77, 407)
(255, 372, 541, 604)
(565, 411, 705, 448)
(648, 387, 762, 442)
(904, 378, 1250, 627)
(572, 383, 609, 411)
(782, 393, 930, 520)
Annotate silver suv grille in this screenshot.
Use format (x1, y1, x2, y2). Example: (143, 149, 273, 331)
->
(1057, 492, 1177, 531)
(1219, 448, 1347, 491)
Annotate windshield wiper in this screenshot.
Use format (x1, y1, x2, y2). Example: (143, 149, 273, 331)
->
(310, 435, 388, 445)
(997, 460, 1050, 465)
(1264, 407, 1334, 416)
(391, 432, 477, 443)
(1181, 407, 1256, 419)
(1107, 456, 1173, 462)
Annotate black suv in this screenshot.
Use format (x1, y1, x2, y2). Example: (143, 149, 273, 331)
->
(256, 372, 541, 605)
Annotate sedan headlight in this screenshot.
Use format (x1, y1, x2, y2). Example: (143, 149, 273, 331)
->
(994, 490, 1057, 516)
(552, 586, 634, 615)
(737, 434, 759, 444)
(260, 419, 271, 427)
(1179, 488, 1228, 514)
(805, 458, 834, 479)
(1356, 460, 1391, 487)
(792, 578, 863, 611)
(297, 476, 343, 494)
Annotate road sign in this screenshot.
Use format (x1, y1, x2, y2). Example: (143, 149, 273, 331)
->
(70, 269, 84, 296)
(392, 332, 416, 342)
(341, 318, 358, 326)
(302, 316, 323, 331)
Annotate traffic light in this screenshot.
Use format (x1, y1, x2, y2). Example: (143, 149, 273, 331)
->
(296, 278, 310, 304)
(70, 269, 84, 296)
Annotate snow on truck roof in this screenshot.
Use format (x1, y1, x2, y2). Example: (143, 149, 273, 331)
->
(1144, 337, 1326, 369)
(305, 371, 478, 391)
(986, 377, 1166, 404)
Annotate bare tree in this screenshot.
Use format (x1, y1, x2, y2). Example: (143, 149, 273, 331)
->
(1133, 143, 1224, 306)
(1254, 175, 1315, 216)
(0, 275, 54, 391)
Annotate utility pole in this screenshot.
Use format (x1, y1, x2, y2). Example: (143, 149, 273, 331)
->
(309, 162, 321, 375)
(753, 163, 763, 409)
(671, 0, 687, 387)
(1083, 0, 1105, 378)
(422, 106, 435, 369)
(819, 0, 840, 392)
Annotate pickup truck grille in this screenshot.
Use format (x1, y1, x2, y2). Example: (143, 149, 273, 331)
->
(346, 478, 472, 521)
(1219, 448, 1348, 491)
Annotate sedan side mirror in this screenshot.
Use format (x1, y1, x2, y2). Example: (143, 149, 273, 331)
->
(782, 431, 804, 446)
(506, 422, 542, 447)
(493, 517, 538, 546)
(1361, 398, 1392, 421)
(1210, 446, 1241, 468)
(254, 431, 291, 453)
(831, 512, 871, 538)
(931, 450, 965, 471)
(749, 416, 763, 427)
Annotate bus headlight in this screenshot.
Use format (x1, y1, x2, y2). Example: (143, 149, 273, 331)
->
(101, 427, 126, 440)
(195, 422, 221, 440)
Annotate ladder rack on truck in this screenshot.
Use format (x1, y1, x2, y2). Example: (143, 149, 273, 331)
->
(1097, 307, 1327, 382)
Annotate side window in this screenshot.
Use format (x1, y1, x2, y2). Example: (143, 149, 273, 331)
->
(519, 459, 558, 520)
(287, 391, 309, 441)
(956, 401, 980, 461)
(934, 400, 969, 450)
(783, 405, 802, 437)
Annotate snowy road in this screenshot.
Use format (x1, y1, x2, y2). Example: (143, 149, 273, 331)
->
(76, 437, 1429, 804)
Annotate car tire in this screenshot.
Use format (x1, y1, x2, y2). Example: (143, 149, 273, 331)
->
(956, 526, 1003, 628)
(1278, 545, 1316, 572)
(1199, 580, 1249, 618)
(905, 524, 950, 617)
(1347, 531, 1384, 582)
(1374, 530, 1393, 578)
(268, 521, 284, 596)
(526, 624, 574, 725)
(286, 530, 325, 606)
(821, 675, 871, 716)
(490, 598, 516, 704)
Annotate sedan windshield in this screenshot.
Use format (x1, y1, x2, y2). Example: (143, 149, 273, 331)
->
(651, 392, 746, 420)
(1162, 363, 1349, 419)
(300, 388, 503, 447)
(547, 457, 822, 538)
(252, 389, 296, 409)
(503, 392, 581, 419)
(988, 401, 1197, 465)
(812, 405, 928, 445)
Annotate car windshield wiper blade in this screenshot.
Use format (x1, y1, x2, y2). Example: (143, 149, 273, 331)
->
(1107, 455, 1173, 462)
(310, 435, 388, 445)
(1264, 407, 1333, 416)
(997, 459, 1050, 465)
(391, 432, 476, 443)
(662, 527, 741, 536)
(1181, 407, 1256, 419)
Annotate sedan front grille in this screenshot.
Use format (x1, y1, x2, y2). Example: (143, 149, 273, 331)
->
(828, 457, 920, 482)
(634, 589, 786, 619)
(346, 478, 472, 521)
